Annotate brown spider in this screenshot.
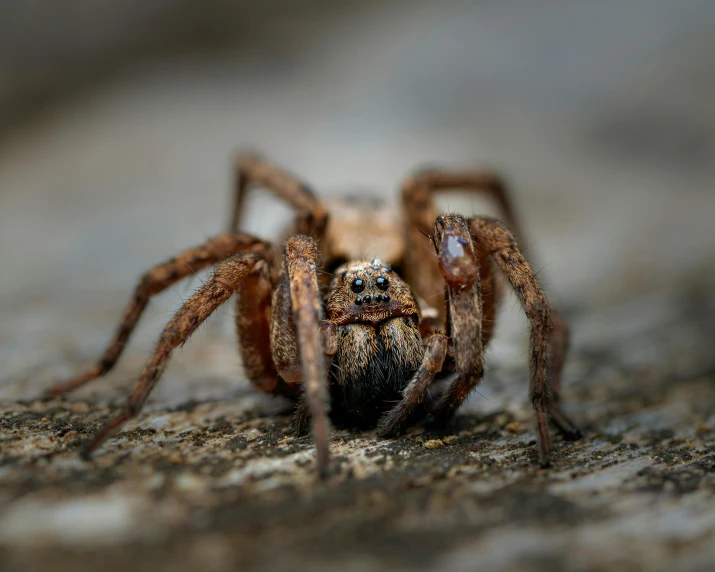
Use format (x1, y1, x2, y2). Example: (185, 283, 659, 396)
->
(46, 153, 581, 477)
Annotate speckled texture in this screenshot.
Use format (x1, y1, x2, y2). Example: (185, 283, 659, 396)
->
(2, 2, 715, 571)
(2, 285, 714, 572)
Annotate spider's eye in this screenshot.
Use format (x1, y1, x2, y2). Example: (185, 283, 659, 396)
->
(376, 276, 389, 290)
(350, 278, 365, 293)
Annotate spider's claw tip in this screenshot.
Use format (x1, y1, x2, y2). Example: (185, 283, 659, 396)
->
(316, 462, 331, 482)
(376, 418, 401, 439)
(564, 428, 583, 441)
(42, 383, 66, 399)
(79, 444, 94, 461)
(551, 418, 583, 441)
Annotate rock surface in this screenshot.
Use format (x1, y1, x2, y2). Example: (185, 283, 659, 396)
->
(2, 287, 714, 572)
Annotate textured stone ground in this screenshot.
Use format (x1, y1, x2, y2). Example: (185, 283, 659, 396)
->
(1, 2, 715, 571)
(1, 287, 715, 572)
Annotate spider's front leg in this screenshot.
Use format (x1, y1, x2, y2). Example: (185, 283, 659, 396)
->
(431, 214, 581, 467)
(429, 214, 487, 424)
(468, 215, 581, 461)
(270, 235, 333, 478)
(376, 214, 481, 438)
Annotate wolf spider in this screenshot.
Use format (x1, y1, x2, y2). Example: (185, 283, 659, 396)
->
(46, 153, 581, 477)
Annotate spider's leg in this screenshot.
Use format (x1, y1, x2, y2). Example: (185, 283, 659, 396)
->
(469, 215, 573, 466)
(429, 215, 486, 426)
(401, 168, 522, 240)
(230, 153, 328, 240)
(399, 167, 522, 325)
(473, 233, 578, 439)
(473, 240, 500, 348)
(292, 321, 336, 436)
(400, 166, 578, 439)
(544, 310, 581, 439)
(46, 234, 272, 396)
(376, 332, 448, 437)
(80, 251, 271, 457)
(270, 235, 331, 478)
(234, 253, 278, 393)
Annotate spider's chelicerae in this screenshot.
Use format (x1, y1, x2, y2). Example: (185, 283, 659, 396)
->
(47, 153, 581, 476)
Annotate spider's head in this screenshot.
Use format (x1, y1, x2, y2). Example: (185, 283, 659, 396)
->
(326, 258, 419, 325)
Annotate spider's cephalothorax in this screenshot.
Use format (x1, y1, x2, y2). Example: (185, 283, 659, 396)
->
(47, 153, 582, 478)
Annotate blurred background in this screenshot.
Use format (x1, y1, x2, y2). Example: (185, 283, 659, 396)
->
(2, 0, 714, 393)
(2, 0, 715, 398)
(1, 2, 715, 570)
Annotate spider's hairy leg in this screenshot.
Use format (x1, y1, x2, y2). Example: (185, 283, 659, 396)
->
(399, 167, 523, 324)
(230, 153, 328, 239)
(234, 253, 278, 393)
(401, 168, 522, 239)
(376, 332, 448, 437)
(271, 235, 331, 479)
(403, 167, 579, 441)
(292, 320, 337, 435)
(46, 233, 272, 396)
(473, 240, 500, 348)
(469, 215, 573, 467)
(544, 307, 582, 439)
(80, 252, 270, 458)
(430, 214, 486, 425)
(407, 169, 577, 437)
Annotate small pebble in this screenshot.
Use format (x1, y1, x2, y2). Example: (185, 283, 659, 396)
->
(505, 422, 522, 434)
(695, 423, 711, 435)
(351, 462, 368, 479)
(175, 473, 203, 492)
(423, 439, 444, 449)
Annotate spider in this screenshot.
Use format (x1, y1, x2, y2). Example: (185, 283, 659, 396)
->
(46, 153, 581, 477)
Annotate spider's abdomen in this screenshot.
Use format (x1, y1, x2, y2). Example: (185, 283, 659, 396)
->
(329, 316, 424, 427)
